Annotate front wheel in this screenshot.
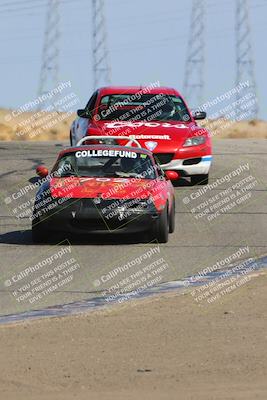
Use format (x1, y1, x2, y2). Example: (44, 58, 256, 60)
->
(153, 206, 169, 243)
(32, 220, 47, 243)
(191, 174, 209, 185)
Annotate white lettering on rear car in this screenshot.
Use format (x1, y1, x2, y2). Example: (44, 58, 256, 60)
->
(104, 122, 186, 130)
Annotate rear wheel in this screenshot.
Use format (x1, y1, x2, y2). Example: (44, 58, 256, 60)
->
(191, 174, 209, 185)
(154, 205, 169, 243)
(169, 198, 175, 233)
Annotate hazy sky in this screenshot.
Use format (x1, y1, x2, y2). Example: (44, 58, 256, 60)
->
(0, 0, 266, 119)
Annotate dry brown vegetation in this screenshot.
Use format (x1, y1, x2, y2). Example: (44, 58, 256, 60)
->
(0, 108, 266, 141)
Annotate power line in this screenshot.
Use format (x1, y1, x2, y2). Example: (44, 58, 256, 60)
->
(0, 0, 47, 9)
(0, 0, 86, 15)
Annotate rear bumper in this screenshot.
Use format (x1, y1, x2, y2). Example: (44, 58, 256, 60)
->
(161, 155, 212, 175)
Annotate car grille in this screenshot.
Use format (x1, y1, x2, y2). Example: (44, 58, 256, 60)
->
(154, 153, 174, 165)
(71, 219, 107, 231)
(183, 158, 202, 165)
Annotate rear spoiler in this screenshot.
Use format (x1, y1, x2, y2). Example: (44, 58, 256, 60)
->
(76, 135, 142, 148)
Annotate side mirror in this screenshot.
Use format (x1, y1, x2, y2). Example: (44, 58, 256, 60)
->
(193, 111, 206, 120)
(165, 170, 179, 181)
(77, 109, 91, 118)
(36, 165, 49, 178)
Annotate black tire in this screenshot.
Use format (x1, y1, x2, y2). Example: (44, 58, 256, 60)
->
(154, 205, 169, 243)
(169, 198, 175, 233)
(32, 220, 47, 243)
(191, 174, 209, 185)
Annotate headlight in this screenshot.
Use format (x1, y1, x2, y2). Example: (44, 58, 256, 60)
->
(132, 201, 149, 210)
(117, 198, 153, 215)
(35, 182, 50, 201)
(183, 136, 206, 147)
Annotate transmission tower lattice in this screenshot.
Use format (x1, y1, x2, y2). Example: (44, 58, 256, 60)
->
(235, 0, 258, 119)
(92, 0, 111, 89)
(183, 0, 205, 109)
(37, 0, 60, 109)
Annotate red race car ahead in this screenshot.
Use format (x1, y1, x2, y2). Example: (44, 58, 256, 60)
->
(32, 137, 177, 243)
(70, 86, 212, 185)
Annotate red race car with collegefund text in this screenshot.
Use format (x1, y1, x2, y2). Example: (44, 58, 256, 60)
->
(70, 86, 212, 185)
(32, 137, 177, 243)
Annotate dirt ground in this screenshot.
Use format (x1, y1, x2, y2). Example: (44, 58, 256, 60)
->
(0, 271, 267, 400)
(0, 108, 267, 140)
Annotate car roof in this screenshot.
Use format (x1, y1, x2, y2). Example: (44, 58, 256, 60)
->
(58, 144, 153, 158)
(97, 86, 181, 97)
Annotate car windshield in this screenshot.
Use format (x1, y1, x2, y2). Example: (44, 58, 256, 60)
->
(97, 93, 191, 122)
(53, 149, 157, 179)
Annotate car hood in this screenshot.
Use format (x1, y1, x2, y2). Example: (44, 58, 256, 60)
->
(89, 120, 203, 152)
(49, 177, 156, 199)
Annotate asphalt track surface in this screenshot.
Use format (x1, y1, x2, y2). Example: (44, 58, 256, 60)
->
(0, 140, 266, 319)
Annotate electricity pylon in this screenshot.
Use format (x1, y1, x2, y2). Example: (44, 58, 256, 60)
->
(235, 0, 258, 119)
(37, 0, 60, 109)
(92, 0, 111, 89)
(183, 0, 205, 109)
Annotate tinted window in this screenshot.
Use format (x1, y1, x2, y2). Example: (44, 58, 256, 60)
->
(84, 91, 98, 118)
(53, 150, 156, 179)
(98, 93, 190, 122)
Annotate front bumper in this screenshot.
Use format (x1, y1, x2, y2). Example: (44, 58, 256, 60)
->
(160, 155, 212, 175)
(35, 198, 159, 234)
